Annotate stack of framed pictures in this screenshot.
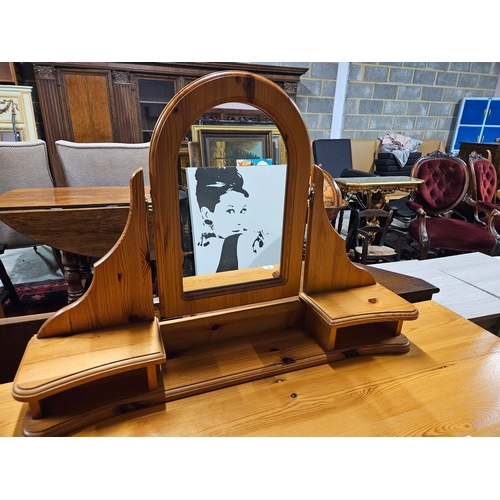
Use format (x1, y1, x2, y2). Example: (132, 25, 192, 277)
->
(190, 124, 286, 167)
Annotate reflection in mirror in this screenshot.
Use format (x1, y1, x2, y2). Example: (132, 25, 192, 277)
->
(178, 103, 288, 291)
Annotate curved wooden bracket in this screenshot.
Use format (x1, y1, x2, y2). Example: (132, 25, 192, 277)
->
(303, 165, 376, 294)
(302, 165, 418, 352)
(12, 169, 165, 436)
(37, 169, 155, 338)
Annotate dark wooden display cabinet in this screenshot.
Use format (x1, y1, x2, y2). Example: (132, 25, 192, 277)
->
(32, 62, 308, 187)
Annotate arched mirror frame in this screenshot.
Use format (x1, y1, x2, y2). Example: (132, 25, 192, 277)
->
(149, 71, 312, 319)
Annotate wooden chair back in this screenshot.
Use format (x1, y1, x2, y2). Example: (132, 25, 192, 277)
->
(351, 209, 400, 264)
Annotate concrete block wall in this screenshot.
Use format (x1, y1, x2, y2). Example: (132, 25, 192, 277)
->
(343, 62, 500, 149)
(261, 62, 500, 151)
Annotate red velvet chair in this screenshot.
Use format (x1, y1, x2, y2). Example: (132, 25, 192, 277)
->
(406, 150, 500, 260)
(467, 151, 500, 231)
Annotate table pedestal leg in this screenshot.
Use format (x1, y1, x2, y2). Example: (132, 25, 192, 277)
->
(368, 191, 386, 210)
(61, 251, 85, 303)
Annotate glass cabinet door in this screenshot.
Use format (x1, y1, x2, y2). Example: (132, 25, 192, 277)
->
(138, 79, 176, 142)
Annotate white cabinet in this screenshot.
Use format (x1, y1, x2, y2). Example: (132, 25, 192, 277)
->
(0, 85, 37, 141)
(450, 97, 500, 153)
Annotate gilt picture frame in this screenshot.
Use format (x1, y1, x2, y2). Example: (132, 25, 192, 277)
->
(191, 125, 284, 167)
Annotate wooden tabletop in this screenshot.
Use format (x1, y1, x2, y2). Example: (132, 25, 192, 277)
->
(0, 186, 138, 209)
(0, 187, 145, 258)
(371, 253, 500, 331)
(2, 300, 500, 437)
(334, 176, 424, 191)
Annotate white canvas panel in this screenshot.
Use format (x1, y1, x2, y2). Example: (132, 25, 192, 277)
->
(186, 165, 287, 276)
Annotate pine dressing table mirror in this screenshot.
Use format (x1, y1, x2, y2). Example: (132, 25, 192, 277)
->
(11, 71, 418, 436)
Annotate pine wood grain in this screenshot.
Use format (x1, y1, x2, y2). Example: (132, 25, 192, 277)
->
(13, 321, 164, 400)
(10, 170, 166, 434)
(0, 208, 129, 258)
(303, 165, 376, 293)
(149, 71, 312, 319)
(0, 186, 151, 258)
(3, 302, 499, 435)
(0, 300, 489, 437)
(0, 186, 135, 208)
(301, 166, 418, 350)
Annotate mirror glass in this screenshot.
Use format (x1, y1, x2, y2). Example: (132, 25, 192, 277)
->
(178, 103, 288, 293)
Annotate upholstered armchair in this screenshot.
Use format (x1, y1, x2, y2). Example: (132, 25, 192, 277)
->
(466, 151, 500, 231)
(406, 150, 500, 260)
(53, 140, 152, 288)
(0, 140, 57, 311)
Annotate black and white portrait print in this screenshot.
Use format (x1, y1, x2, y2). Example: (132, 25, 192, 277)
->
(186, 165, 287, 276)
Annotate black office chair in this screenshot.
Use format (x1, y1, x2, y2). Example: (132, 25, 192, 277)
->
(312, 139, 377, 179)
(312, 139, 378, 249)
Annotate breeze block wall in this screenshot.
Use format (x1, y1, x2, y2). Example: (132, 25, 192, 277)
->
(342, 62, 500, 149)
(262, 62, 500, 151)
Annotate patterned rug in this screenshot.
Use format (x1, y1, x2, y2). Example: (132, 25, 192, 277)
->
(1, 278, 69, 317)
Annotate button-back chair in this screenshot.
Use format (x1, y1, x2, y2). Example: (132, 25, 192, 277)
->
(0, 140, 57, 312)
(466, 150, 500, 231)
(406, 150, 500, 260)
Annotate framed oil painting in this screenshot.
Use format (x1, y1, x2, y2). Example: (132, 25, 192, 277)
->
(191, 125, 281, 167)
(186, 165, 287, 276)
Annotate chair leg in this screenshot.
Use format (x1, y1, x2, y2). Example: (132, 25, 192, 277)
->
(51, 248, 65, 274)
(0, 258, 21, 308)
